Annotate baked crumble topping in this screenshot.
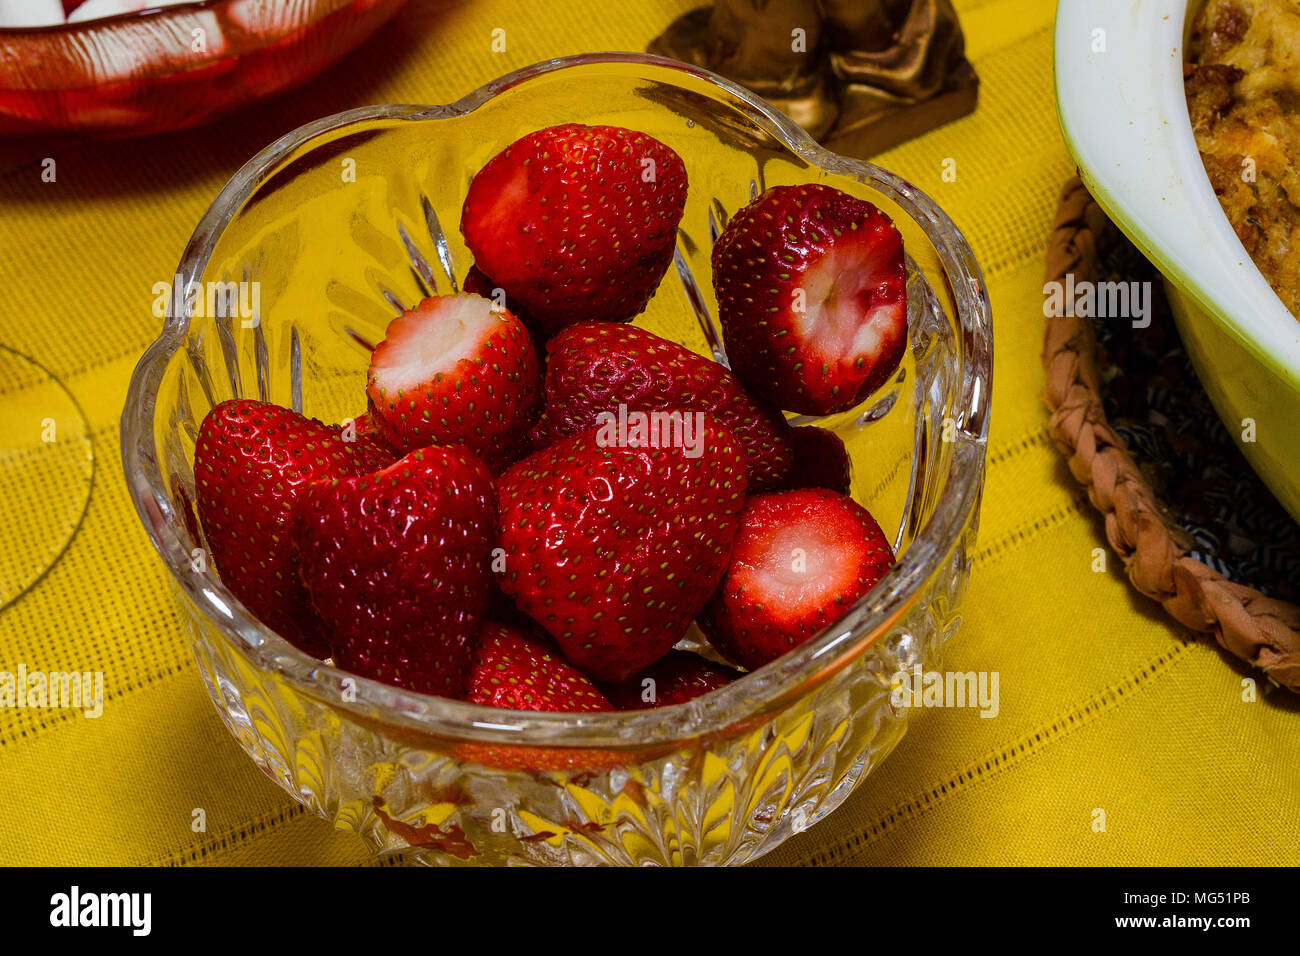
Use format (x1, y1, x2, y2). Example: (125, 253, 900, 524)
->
(1185, 0, 1300, 317)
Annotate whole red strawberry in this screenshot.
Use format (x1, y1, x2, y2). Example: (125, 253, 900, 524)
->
(460, 124, 688, 335)
(337, 411, 400, 460)
(194, 399, 390, 658)
(497, 419, 747, 681)
(467, 623, 613, 712)
(366, 293, 540, 473)
(453, 625, 623, 771)
(294, 446, 497, 697)
(530, 321, 793, 490)
(783, 425, 851, 495)
(598, 650, 741, 710)
(712, 183, 908, 415)
(700, 488, 895, 670)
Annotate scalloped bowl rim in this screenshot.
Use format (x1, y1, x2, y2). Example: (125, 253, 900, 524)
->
(120, 52, 992, 749)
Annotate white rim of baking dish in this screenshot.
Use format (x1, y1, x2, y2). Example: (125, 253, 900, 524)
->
(1054, 0, 1300, 389)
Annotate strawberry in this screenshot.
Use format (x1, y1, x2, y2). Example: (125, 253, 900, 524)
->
(460, 123, 688, 335)
(700, 488, 895, 670)
(194, 399, 386, 658)
(336, 411, 399, 467)
(467, 623, 613, 712)
(496, 419, 747, 681)
(294, 446, 497, 697)
(782, 425, 851, 495)
(338, 410, 391, 445)
(598, 650, 741, 710)
(455, 622, 622, 772)
(485, 578, 533, 630)
(366, 293, 540, 473)
(463, 265, 550, 368)
(529, 321, 794, 490)
(711, 183, 908, 415)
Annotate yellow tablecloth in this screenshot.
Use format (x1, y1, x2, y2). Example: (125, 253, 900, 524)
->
(1, 0, 1296, 867)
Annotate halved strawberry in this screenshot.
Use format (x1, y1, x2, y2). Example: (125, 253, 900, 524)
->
(194, 399, 387, 658)
(598, 650, 741, 710)
(366, 293, 540, 473)
(460, 124, 688, 335)
(782, 425, 851, 495)
(712, 183, 908, 415)
(467, 623, 613, 712)
(700, 489, 895, 670)
(497, 419, 747, 681)
(463, 265, 550, 368)
(530, 321, 794, 490)
(294, 446, 497, 697)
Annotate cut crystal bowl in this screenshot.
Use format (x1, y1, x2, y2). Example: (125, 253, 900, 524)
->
(121, 53, 992, 866)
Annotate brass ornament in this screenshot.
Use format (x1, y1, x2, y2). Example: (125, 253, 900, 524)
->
(649, 0, 979, 156)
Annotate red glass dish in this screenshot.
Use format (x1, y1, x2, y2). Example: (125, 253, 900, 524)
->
(0, 0, 407, 137)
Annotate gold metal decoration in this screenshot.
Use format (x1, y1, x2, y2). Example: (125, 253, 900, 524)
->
(650, 0, 978, 157)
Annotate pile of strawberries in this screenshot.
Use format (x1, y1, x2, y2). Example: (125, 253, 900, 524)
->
(193, 123, 906, 715)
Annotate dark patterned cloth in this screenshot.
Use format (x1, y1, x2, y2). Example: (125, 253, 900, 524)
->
(1093, 238, 1300, 603)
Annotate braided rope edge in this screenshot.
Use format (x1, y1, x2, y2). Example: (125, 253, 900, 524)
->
(1041, 177, 1300, 693)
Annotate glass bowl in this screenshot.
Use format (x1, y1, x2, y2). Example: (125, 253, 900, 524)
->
(120, 53, 991, 866)
(0, 0, 407, 137)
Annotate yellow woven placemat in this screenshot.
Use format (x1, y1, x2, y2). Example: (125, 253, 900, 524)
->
(1, 0, 1297, 866)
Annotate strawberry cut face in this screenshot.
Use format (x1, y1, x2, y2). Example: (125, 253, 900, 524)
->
(371, 296, 496, 389)
(366, 293, 540, 472)
(740, 517, 857, 619)
(701, 489, 895, 671)
(712, 183, 908, 416)
(794, 235, 905, 366)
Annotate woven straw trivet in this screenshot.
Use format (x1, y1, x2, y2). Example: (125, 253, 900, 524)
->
(1042, 177, 1300, 693)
